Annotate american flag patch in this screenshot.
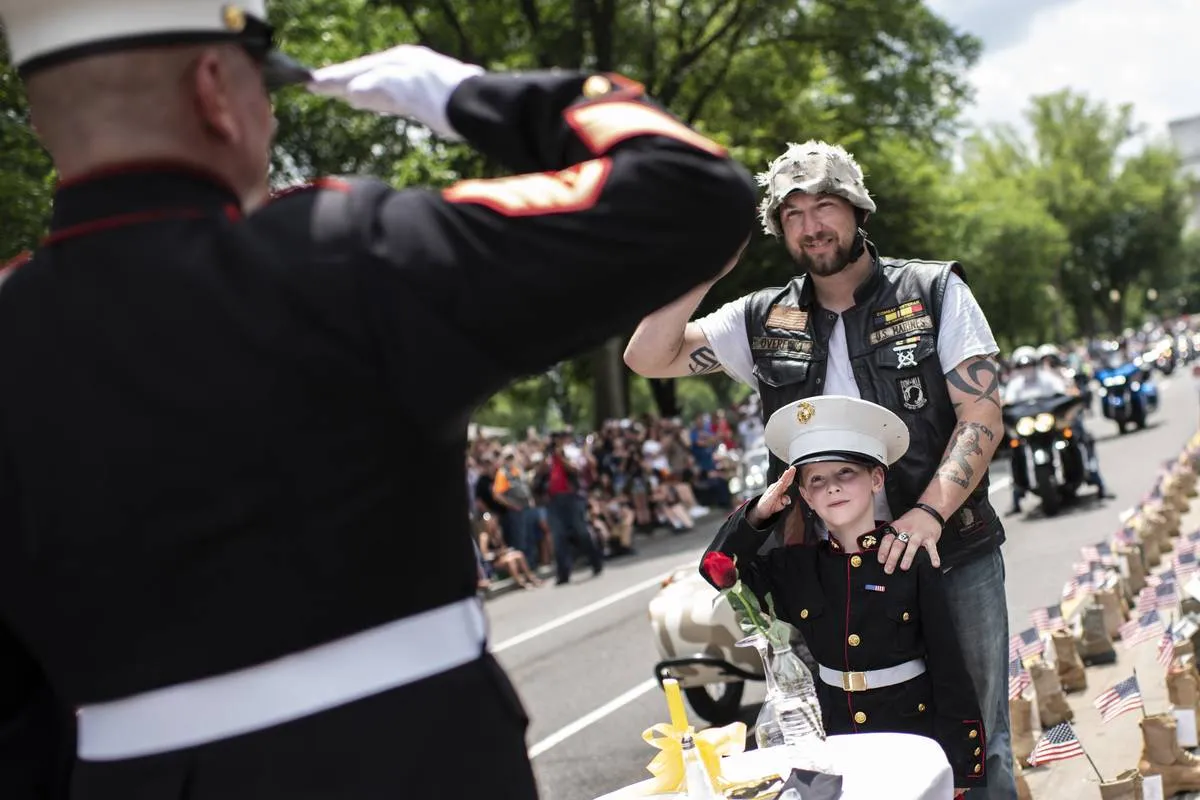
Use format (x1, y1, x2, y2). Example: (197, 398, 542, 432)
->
(765, 306, 809, 332)
(864, 584, 886, 592)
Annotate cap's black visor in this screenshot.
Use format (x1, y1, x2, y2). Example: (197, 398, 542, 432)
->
(792, 451, 886, 470)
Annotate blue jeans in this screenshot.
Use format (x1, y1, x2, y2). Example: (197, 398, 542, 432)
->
(546, 493, 603, 583)
(942, 548, 1016, 799)
(502, 508, 539, 568)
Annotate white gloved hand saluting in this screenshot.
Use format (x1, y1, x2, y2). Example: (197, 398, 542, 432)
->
(307, 45, 485, 140)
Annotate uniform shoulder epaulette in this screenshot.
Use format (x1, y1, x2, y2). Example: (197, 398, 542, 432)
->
(267, 177, 353, 203)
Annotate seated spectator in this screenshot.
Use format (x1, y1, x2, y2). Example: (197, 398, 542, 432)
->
(651, 470, 695, 533)
(478, 525, 543, 589)
(588, 487, 636, 557)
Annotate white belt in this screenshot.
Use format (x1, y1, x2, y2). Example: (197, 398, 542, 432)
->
(817, 658, 926, 693)
(77, 597, 487, 761)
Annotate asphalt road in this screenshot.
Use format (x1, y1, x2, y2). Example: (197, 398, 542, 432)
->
(485, 374, 1196, 800)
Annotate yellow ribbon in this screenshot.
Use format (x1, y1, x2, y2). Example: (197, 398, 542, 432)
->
(635, 721, 747, 795)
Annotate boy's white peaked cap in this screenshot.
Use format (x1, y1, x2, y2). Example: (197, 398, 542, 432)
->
(764, 395, 909, 468)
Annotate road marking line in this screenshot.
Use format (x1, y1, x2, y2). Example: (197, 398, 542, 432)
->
(492, 565, 697, 654)
(528, 678, 659, 759)
(990, 476, 1012, 494)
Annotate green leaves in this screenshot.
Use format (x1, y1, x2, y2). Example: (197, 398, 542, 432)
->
(952, 89, 1191, 341)
(0, 38, 54, 258)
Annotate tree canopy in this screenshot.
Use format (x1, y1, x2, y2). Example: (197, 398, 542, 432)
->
(1, 2, 1193, 432)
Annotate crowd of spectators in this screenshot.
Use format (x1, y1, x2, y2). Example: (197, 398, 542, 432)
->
(466, 406, 766, 591)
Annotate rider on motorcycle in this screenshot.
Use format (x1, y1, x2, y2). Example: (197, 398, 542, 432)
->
(1004, 345, 1111, 514)
(1004, 345, 1066, 403)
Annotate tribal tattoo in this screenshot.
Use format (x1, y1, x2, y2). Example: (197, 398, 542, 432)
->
(687, 346, 722, 375)
(946, 357, 1002, 411)
(936, 421, 996, 489)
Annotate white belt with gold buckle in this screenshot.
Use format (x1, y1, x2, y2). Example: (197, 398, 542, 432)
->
(817, 658, 926, 692)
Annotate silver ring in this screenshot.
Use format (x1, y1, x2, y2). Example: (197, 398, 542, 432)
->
(896, 532, 911, 544)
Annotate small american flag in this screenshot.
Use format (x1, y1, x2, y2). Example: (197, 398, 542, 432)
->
(1135, 586, 1157, 615)
(1176, 551, 1198, 581)
(1015, 627, 1045, 659)
(1093, 675, 1144, 723)
(1072, 562, 1090, 577)
(1158, 630, 1177, 668)
(1187, 528, 1200, 543)
(1176, 539, 1197, 557)
(1030, 604, 1065, 634)
(1113, 527, 1135, 546)
(1081, 543, 1117, 567)
(1009, 657, 1032, 700)
(1147, 573, 1163, 588)
(1155, 582, 1179, 610)
(1062, 578, 1079, 600)
(1120, 610, 1166, 649)
(1028, 722, 1085, 766)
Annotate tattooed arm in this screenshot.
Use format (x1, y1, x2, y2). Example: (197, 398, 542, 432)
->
(880, 355, 1003, 572)
(920, 355, 1004, 506)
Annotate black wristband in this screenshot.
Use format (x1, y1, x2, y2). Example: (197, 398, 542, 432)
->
(914, 503, 946, 528)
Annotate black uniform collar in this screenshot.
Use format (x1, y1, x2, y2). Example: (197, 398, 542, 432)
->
(794, 239, 881, 308)
(825, 521, 895, 554)
(50, 162, 241, 234)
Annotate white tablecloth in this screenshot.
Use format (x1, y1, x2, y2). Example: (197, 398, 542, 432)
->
(593, 732, 954, 800)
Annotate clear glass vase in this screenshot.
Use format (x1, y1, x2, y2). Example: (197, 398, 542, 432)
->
(737, 633, 834, 772)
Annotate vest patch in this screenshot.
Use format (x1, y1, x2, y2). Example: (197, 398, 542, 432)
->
(868, 315, 933, 345)
(892, 341, 919, 368)
(751, 336, 812, 356)
(765, 306, 809, 331)
(872, 299, 925, 328)
(898, 376, 929, 410)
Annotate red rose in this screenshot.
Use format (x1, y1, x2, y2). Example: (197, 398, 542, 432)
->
(702, 551, 738, 590)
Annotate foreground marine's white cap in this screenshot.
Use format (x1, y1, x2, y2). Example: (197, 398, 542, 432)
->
(0, 0, 310, 88)
(764, 396, 909, 469)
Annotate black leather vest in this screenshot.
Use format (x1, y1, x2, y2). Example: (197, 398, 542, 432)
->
(744, 246, 1004, 568)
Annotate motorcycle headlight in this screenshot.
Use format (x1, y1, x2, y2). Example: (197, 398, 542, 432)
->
(1016, 417, 1036, 437)
(1034, 413, 1055, 433)
(1102, 375, 1126, 387)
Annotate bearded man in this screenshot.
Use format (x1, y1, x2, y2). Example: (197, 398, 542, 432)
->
(624, 140, 1016, 799)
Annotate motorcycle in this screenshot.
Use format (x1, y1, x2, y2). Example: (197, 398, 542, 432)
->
(1095, 358, 1158, 433)
(1003, 392, 1089, 517)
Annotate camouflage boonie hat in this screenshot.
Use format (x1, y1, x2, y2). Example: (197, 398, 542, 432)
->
(756, 140, 876, 237)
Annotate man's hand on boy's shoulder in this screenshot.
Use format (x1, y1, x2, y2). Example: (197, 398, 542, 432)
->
(878, 508, 942, 574)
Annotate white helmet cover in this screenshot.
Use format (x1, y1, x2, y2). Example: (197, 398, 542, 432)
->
(1011, 346, 1039, 366)
(756, 140, 877, 237)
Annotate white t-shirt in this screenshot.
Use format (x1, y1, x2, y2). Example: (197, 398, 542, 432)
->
(695, 272, 999, 522)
